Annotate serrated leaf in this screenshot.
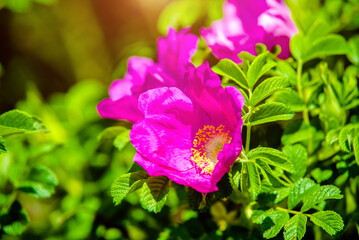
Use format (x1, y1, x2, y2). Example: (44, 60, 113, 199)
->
(111, 170, 149, 205)
(248, 147, 294, 173)
(229, 162, 241, 189)
(215, 173, 233, 200)
(354, 137, 359, 166)
(248, 102, 294, 126)
(273, 187, 291, 204)
(284, 214, 307, 240)
(252, 209, 274, 224)
(283, 144, 307, 182)
(0, 201, 29, 236)
(250, 77, 291, 106)
(247, 52, 269, 88)
(212, 59, 248, 89)
(288, 178, 318, 209)
(247, 162, 261, 200)
(262, 210, 290, 239)
(309, 211, 344, 235)
(255, 159, 288, 187)
(0, 136, 7, 154)
(0, 110, 46, 136)
(17, 165, 58, 198)
(326, 128, 341, 146)
(301, 185, 343, 212)
(140, 176, 170, 213)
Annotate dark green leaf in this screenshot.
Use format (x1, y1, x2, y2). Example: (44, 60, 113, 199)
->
(250, 77, 291, 106)
(229, 162, 241, 189)
(311, 168, 333, 184)
(0, 201, 29, 235)
(140, 176, 170, 213)
(111, 170, 149, 205)
(288, 178, 318, 209)
(247, 162, 261, 200)
(262, 210, 290, 239)
(284, 214, 307, 240)
(248, 102, 294, 126)
(0, 136, 7, 154)
(354, 137, 359, 166)
(301, 185, 342, 212)
(212, 59, 248, 89)
(309, 211, 344, 235)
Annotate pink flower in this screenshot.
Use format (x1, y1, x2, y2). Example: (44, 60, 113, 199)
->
(130, 63, 245, 193)
(200, 0, 298, 63)
(97, 28, 198, 122)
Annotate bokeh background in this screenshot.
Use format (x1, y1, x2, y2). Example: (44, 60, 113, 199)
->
(1, 0, 359, 239)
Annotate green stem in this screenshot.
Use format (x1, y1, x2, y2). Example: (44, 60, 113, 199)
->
(245, 124, 251, 154)
(281, 174, 294, 186)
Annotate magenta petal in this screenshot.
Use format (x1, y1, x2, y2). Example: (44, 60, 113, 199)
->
(97, 96, 143, 122)
(157, 27, 199, 81)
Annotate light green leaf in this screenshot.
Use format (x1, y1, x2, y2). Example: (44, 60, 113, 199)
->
(288, 178, 318, 209)
(309, 211, 344, 235)
(272, 91, 304, 112)
(251, 209, 273, 224)
(0, 201, 29, 235)
(247, 52, 269, 88)
(326, 128, 341, 145)
(111, 170, 149, 205)
(283, 144, 307, 182)
(140, 176, 170, 213)
(301, 185, 342, 212)
(248, 147, 294, 173)
(262, 210, 290, 239)
(347, 35, 359, 65)
(98, 126, 128, 142)
(255, 159, 288, 187)
(290, 34, 306, 61)
(311, 168, 333, 184)
(354, 137, 359, 166)
(304, 34, 349, 62)
(276, 61, 297, 85)
(0, 136, 7, 154)
(247, 162, 261, 200)
(248, 102, 294, 126)
(0, 110, 46, 136)
(113, 129, 130, 151)
(338, 124, 357, 152)
(250, 77, 291, 106)
(212, 58, 248, 89)
(17, 165, 58, 198)
(284, 214, 307, 240)
(273, 187, 291, 204)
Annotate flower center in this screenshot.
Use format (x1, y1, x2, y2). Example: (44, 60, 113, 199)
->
(191, 125, 232, 175)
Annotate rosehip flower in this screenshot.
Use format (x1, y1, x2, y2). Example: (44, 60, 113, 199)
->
(130, 62, 245, 193)
(97, 28, 198, 122)
(200, 0, 298, 63)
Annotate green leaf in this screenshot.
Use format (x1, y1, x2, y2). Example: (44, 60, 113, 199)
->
(17, 165, 58, 198)
(248, 102, 294, 126)
(311, 168, 333, 184)
(262, 210, 290, 239)
(309, 211, 344, 235)
(229, 162, 241, 189)
(247, 52, 270, 88)
(0, 136, 7, 154)
(111, 170, 149, 205)
(272, 91, 304, 112)
(347, 35, 359, 65)
(113, 129, 130, 151)
(304, 34, 349, 62)
(212, 59, 248, 89)
(250, 77, 291, 106)
(247, 162, 261, 200)
(284, 214, 307, 240)
(354, 137, 359, 166)
(255, 159, 288, 187)
(248, 147, 294, 173)
(98, 126, 128, 142)
(0, 201, 29, 235)
(326, 128, 341, 145)
(276, 61, 297, 85)
(273, 187, 291, 204)
(140, 176, 170, 213)
(0, 110, 46, 136)
(288, 178, 318, 209)
(290, 34, 306, 61)
(301, 185, 343, 212)
(252, 209, 273, 224)
(283, 144, 307, 182)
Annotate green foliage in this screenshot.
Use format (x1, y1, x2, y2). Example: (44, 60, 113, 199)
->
(284, 214, 307, 240)
(301, 185, 343, 212)
(309, 211, 344, 236)
(248, 102, 294, 126)
(0, 201, 29, 236)
(140, 176, 170, 213)
(212, 59, 248, 89)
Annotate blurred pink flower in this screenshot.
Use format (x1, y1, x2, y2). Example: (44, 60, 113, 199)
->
(130, 63, 245, 193)
(97, 28, 198, 122)
(201, 0, 298, 63)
